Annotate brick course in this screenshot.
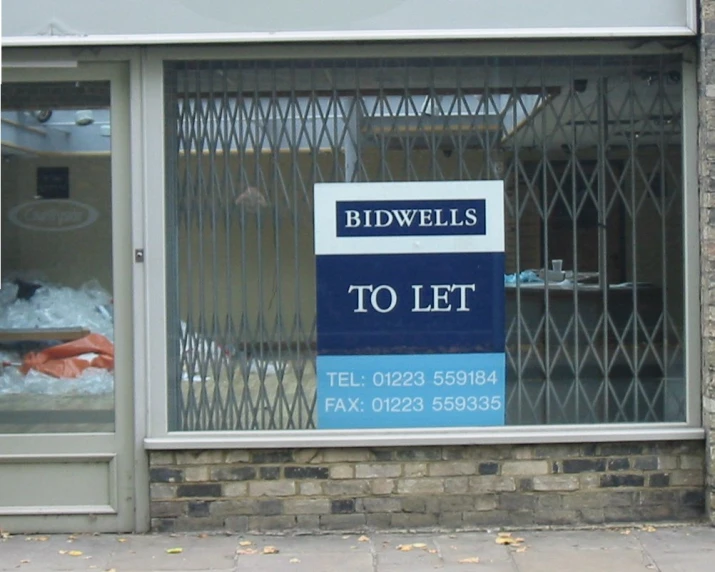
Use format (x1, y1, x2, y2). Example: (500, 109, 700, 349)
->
(149, 442, 705, 532)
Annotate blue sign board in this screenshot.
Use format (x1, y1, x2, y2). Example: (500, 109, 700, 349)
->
(314, 181, 506, 429)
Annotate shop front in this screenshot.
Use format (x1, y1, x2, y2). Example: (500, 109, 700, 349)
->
(1, 0, 711, 533)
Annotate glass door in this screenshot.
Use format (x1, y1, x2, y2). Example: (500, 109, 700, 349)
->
(0, 61, 135, 532)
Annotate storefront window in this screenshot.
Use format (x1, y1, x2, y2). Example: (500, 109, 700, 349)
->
(164, 55, 685, 431)
(0, 82, 115, 433)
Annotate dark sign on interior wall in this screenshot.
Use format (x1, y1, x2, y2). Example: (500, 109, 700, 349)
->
(36, 167, 70, 199)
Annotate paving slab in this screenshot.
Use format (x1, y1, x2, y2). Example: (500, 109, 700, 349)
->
(1, 524, 714, 572)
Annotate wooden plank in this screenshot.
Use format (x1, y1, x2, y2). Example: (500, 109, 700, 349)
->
(0, 328, 90, 343)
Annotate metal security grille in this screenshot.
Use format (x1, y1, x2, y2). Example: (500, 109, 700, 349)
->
(164, 55, 685, 431)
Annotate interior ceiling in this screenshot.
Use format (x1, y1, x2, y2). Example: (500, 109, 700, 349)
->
(1, 62, 682, 157)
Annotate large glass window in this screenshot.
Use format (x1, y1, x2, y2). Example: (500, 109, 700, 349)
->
(164, 55, 686, 431)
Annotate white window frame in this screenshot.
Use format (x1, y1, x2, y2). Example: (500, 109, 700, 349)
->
(140, 41, 703, 450)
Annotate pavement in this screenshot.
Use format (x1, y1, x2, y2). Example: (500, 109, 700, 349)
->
(1, 524, 714, 571)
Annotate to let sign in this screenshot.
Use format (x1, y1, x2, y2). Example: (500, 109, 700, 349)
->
(314, 181, 506, 429)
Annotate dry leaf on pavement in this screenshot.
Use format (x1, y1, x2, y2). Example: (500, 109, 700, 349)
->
(342, 535, 350, 539)
(459, 557, 480, 563)
(263, 546, 280, 555)
(496, 533, 524, 546)
(290, 558, 301, 563)
(642, 525, 657, 533)
(237, 548, 257, 555)
(397, 544, 414, 551)
(239, 541, 253, 547)
(358, 535, 370, 542)
(117, 538, 127, 543)
(428, 549, 438, 554)
(68, 550, 84, 557)
(413, 543, 428, 549)
(166, 547, 183, 554)
(20, 560, 30, 564)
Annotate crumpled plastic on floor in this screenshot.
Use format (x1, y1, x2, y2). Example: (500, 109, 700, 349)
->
(0, 366, 114, 396)
(0, 279, 114, 341)
(0, 279, 115, 395)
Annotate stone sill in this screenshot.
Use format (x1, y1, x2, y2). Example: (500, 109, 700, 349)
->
(145, 425, 705, 450)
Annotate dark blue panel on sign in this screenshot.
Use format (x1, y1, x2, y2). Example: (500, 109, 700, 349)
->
(336, 199, 486, 237)
(316, 252, 505, 355)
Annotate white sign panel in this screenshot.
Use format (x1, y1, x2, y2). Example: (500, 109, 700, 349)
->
(1, 0, 696, 46)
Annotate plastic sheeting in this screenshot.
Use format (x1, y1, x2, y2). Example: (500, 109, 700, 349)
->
(0, 279, 115, 395)
(0, 279, 114, 341)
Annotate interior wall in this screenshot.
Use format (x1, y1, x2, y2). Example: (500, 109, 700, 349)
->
(177, 148, 540, 341)
(625, 149, 684, 333)
(1, 155, 113, 293)
(175, 146, 685, 344)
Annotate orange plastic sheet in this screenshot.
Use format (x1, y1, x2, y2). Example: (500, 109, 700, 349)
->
(20, 333, 114, 379)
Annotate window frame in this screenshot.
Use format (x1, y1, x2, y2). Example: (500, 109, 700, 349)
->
(142, 41, 702, 449)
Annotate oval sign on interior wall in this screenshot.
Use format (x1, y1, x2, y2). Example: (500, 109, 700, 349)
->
(7, 199, 100, 232)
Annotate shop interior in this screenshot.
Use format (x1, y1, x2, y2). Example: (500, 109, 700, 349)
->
(0, 82, 115, 434)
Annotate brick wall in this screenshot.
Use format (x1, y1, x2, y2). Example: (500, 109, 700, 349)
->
(702, 0, 715, 524)
(149, 441, 705, 532)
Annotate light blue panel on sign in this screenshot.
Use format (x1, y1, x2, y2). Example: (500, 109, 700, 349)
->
(317, 353, 506, 429)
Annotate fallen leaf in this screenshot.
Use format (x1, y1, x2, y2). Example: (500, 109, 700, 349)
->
(68, 550, 84, 557)
(117, 538, 127, 543)
(68, 535, 77, 541)
(397, 544, 414, 551)
(106, 569, 117, 572)
(449, 534, 457, 539)
(497, 532, 512, 537)
(239, 540, 254, 547)
(358, 535, 370, 542)
(496, 536, 523, 546)
(20, 560, 30, 564)
(459, 557, 480, 564)
(237, 548, 257, 555)
(263, 546, 280, 555)
(413, 543, 428, 549)
(290, 558, 301, 563)
(621, 530, 632, 535)
(58, 551, 67, 555)
(342, 535, 350, 540)
(642, 525, 657, 533)
(516, 547, 527, 553)
(0, 531, 9, 540)
(428, 549, 438, 554)
(166, 547, 183, 554)
(198, 533, 208, 539)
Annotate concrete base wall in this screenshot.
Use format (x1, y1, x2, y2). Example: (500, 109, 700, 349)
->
(148, 442, 705, 532)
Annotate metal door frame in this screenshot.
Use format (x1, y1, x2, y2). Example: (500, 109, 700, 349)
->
(0, 53, 147, 533)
